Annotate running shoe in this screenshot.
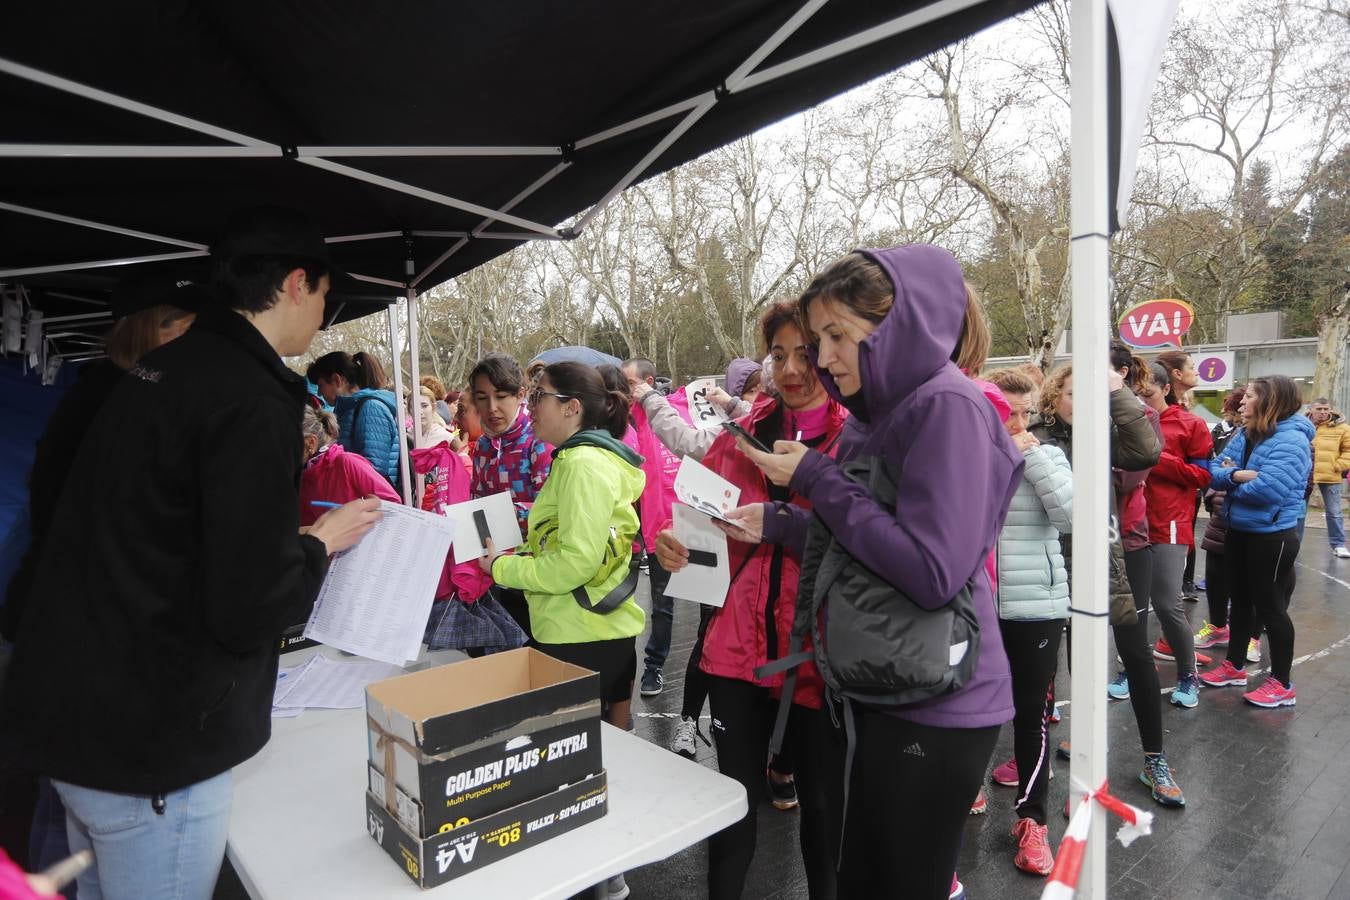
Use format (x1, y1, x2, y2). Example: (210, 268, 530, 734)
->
(607, 873, 631, 899)
(1199, 660, 1248, 688)
(767, 772, 798, 810)
(992, 758, 1019, 786)
(1195, 578, 1207, 591)
(1056, 740, 1071, 761)
(969, 787, 988, 816)
(1107, 671, 1131, 700)
(949, 874, 966, 900)
(1243, 677, 1296, 708)
(1181, 581, 1199, 602)
(1153, 638, 1174, 660)
(1335, 546, 1350, 559)
(1140, 753, 1185, 807)
(1047, 704, 1062, 724)
(1170, 673, 1200, 709)
(669, 715, 706, 759)
(1194, 622, 1230, 649)
(1247, 638, 1261, 664)
(1012, 818, 1055, 875)
(639, 667, 664, 697)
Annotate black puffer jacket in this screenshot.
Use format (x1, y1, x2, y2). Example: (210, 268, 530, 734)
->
(1031, 388, 1162, 625)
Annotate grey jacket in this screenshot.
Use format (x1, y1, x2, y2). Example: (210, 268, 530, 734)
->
(639, 390, 750, 462)
(997, 443, 1072, 621)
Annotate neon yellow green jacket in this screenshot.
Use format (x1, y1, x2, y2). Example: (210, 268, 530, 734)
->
(491, 431, 647, 644)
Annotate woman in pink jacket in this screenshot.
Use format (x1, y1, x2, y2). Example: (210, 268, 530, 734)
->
(298, 408, 399, 526)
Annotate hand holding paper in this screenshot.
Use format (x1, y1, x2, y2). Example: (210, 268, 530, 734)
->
(665, 504, 730, 607)
(673, 456, 741, 524)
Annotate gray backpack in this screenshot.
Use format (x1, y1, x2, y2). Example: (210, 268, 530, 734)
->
(758, 454, 982, 747)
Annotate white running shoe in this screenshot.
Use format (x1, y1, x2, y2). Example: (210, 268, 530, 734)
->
(1334, 546, 1350, 559)
(670, 715, 699, 759)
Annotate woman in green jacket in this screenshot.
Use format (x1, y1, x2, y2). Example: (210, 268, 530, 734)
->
(481, 361, 647, 730)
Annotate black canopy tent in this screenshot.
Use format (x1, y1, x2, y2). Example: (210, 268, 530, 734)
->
(1, 0, 1038, 327)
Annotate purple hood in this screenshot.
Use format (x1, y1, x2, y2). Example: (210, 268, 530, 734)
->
(723, 357, 761, 400)
(784, 244, 1021, 728)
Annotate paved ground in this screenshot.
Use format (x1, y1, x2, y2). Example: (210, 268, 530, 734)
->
(214, 518, 1350, 899)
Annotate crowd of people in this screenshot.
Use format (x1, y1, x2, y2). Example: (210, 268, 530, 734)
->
(1, 204, 1347, 900)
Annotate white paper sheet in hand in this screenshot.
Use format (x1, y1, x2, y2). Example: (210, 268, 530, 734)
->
(304, 501, 455, 665)
(673, 456, 741, 524)
(686, 378, 730, 429)
(665, 504, 730, 607)
(442, 490, 522, 560)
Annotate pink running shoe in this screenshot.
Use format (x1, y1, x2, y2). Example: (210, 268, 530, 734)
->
(1194, 622, 1230, 649)
(1012, 817, 1055, 875)
(1153, 638, 1174, 660)
(1244, 677, 1296, 708)
(1200, 660, 1248, 688)
(969, 787, 988, 815)
(992, 758, 1019, 786)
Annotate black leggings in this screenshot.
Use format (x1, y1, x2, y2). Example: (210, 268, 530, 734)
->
(826, 707, 998, 900)
(1205, 549, 1230, 627)
(681, 604, 715, 720)
(1118, 549, 1164, 754)
(705, 677, 836, 899)
(999, 619, 1063, 825)
(1224, 529, 1299, 683)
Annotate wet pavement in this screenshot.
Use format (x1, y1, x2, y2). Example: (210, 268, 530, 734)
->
(213, 519, 1350, 898)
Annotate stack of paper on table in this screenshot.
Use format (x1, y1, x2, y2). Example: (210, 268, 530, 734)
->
(272, 655, 405, 716)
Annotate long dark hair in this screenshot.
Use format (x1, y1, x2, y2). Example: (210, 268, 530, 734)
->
(546, 362, 629, 439)
(306, 350, 388, 390)
(1243, 376, 1303, 443)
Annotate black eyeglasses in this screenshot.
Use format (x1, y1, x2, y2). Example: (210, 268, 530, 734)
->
(528, 387, 573, 406)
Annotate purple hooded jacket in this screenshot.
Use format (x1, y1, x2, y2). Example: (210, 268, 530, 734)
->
(724, 357, 761, 400)
(762, 245, 1021, 729)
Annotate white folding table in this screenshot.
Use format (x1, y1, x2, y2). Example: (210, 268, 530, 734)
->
(227, 649, 746, 899)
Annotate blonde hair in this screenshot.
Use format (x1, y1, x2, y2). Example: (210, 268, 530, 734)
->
(104, 304, 192, 370)
(986, 368, 1037, 397)
(302, 406, 339, 448)
(1038, 363, 1073, 426)
(952, 282, 991, 377)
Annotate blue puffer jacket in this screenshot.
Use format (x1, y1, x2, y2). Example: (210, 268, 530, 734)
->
(334, 388, 401, 482)
(997, 443, 1073, 621)
(1210, 414, 1314, 534)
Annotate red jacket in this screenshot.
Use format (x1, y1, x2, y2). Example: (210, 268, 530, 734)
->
(298, 443, 400, 526)
(693, 394, 848, 709)
(1145, 404, 1212, 546)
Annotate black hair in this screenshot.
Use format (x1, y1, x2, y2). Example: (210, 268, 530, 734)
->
(307, 351, 358, 385)
(623, 357, 657, 383)
(1149, 362, 1174, 404)
(304, 350, 388, 391)
(598, 364, 633, 406)
(217, 255, 329, 315)
(469, 352, 525, 394)
(546, 361, 629, 438)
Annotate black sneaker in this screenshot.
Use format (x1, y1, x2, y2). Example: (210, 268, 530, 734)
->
(767, 772, 798, 810)
(1181, 581, 1198, 602)
(639, 668, 664, 697)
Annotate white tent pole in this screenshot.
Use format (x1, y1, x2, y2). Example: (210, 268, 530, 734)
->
(0, 144, 275, 158)
(296, 156, 561, 238)
(349, 273, 409, 289)
(0, 57, 269, 147)
(295, 145, 560, 158)
(1068, 0, 1112, 896)
(387, 301, 413, 506)
(326, 231, 405, 244)
(406, 253, 424, 450)
(0, 250, 208, 279)
(410, 160, 574, 287)
(0, 202, 206, 249)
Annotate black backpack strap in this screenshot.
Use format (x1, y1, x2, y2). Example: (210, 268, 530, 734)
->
(573, 531, 647, 615)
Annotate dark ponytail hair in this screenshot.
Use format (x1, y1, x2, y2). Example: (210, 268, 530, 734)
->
(1154, 350, 1190, 405)
(306, 350, 389, 391)
(1149, 362, 1172, 403)
(546, 361, 629, 439)
(1110, 340, 1153, 393)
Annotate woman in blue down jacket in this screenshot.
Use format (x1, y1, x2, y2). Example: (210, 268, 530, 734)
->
(307, 351, 403, 485)
(1199, 375, 1313, 708)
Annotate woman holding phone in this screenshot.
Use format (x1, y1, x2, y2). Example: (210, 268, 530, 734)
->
(655, 299, 848, 900)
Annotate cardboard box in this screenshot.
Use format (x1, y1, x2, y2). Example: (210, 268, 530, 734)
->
(365, 647, 603, 837)
(364, 772, 608, 888)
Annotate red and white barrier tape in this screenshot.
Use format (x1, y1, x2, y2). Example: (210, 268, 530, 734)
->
(1039, 780, 1154, 900)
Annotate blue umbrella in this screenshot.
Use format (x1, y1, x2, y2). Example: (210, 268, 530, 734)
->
(529, 345, 624, 369)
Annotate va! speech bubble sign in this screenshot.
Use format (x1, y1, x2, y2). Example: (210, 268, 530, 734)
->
(1117, 299, 1195, 350)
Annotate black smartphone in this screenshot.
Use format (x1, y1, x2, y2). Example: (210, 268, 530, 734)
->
(721, 420, 770, 453)
(473, 509, 491, 550)
(687, 548, 718, 567)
